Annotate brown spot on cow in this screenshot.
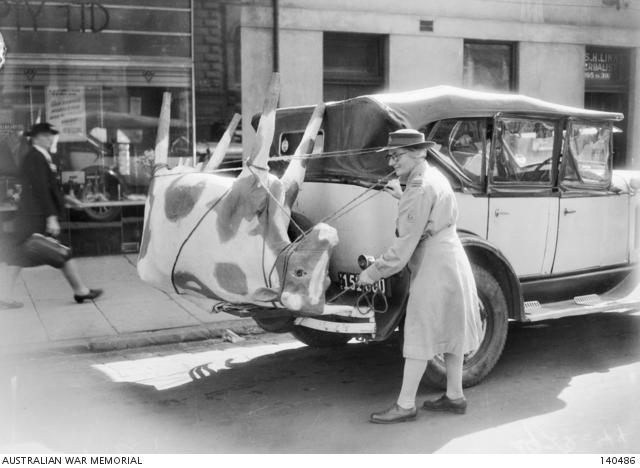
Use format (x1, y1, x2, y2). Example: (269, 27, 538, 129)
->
(173, 270, 224, 300)
(215, 175, 284, 246)
(214, 262, 249, 295)
(165, 177, 206, 222)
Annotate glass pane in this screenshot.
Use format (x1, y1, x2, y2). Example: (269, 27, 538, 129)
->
(324, 32, 384, 82)
(0, 66, 193, 204)
(566, 122, 611, 185)
(463, 42, 514, 91)
(429, 118, 487, 184)
(493, 118, 555, 184)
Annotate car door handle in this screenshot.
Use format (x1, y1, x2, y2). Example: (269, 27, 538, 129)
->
(494, 209, 509, 217)
(564, 208, 576, 215)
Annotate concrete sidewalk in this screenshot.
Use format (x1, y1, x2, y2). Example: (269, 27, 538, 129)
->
(0, 255, 262, 355)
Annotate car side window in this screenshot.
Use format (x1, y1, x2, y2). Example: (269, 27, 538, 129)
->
(492, 117, 555, 184)
(563, 122, 611, 186)
(428, 118, 487, 185)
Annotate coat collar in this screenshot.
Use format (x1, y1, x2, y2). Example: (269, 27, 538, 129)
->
(401, 159, 427, 185)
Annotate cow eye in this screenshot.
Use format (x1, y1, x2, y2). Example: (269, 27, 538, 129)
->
(295, 269, 306, 277)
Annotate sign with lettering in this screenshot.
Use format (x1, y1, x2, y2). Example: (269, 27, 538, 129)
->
(584, 48, 628, 88)
(0, 0, 191, 58)
(46, 86, 86, 142)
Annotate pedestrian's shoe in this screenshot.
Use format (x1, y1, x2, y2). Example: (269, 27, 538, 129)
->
(74, 289, 103, 304)
(369, 403, 417, 424)
(422, 394, 467, 414)
(0, 299, 23, 310)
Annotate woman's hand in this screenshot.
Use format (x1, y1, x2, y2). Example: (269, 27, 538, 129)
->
(357, 268, 375, 286)
(383, 179, 402, 200)
(46, 215, 60, 237)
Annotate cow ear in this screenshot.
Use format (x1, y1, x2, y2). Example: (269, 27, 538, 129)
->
(252, 287, 280, 302)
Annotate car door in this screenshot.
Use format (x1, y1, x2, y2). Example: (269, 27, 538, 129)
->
(487, 115, 561, 277)
(552, 121, 628, 274)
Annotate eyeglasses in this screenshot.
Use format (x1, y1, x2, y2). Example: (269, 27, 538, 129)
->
(386, 151, 409, 163)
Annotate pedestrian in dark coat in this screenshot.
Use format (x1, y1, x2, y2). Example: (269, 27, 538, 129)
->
(0, 122, 102, 309)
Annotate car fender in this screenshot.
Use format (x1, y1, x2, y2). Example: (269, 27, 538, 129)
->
(458, 230, 524, 321)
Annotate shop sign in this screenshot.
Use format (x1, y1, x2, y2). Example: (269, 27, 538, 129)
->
(584, 49, 627, 85)
(0, 1, 109, 33)
(45, 86, 86, 142)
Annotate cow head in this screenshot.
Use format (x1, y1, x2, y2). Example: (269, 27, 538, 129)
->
(137, 74, 337, 315)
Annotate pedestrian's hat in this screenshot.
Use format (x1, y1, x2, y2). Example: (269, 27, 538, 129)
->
(25, 122, 59, 137)
(385, 129, 435, 151)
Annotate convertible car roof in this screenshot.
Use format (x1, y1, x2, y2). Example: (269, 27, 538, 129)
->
(366, 85, 624, 126)
(273, 85, 623, 154)
(269, 86, 624, 183)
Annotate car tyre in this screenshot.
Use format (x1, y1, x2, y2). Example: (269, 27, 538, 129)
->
(422, 262, 509, 389)
(290, 325, 352, 348)
(79, 166, 122, 222)
(253, 315, 295, 333)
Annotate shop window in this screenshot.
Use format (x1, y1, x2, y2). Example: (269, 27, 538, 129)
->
(0, 65, 193, 210)
(323, 32, 387, 101)
(463, 41, 517, 92)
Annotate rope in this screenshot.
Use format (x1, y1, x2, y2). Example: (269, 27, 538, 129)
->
(156, 142, 404, 311)
(312, 170, 395, 229)
(150, 142, 401, 180)
(169, 188, 231, 294)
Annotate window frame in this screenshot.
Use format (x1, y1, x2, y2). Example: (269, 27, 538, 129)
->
(463, 39, 518, 92)
(560, 118, 613, 192)
(426, 117, 489, 189)
(488, 113, 562, 193)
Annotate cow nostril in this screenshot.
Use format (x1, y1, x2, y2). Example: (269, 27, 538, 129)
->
(295, 269, 306, 277)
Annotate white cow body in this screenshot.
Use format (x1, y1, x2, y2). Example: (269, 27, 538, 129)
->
(137, 75, 335, 314)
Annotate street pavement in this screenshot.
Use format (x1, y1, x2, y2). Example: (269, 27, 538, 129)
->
(0, 255, 262, 355)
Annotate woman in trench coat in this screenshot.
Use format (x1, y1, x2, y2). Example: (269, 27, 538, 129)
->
(359, 129, 483, 424)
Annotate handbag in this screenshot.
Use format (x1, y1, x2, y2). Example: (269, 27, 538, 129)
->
(22, 233, 72, 268)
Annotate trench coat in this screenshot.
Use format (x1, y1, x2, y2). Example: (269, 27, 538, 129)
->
(364, 160, 482, 360)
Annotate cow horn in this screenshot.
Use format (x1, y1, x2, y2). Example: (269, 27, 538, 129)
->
(244, 73, 280, 170)
(203, 113, 241, 172)
(154, 91, 172, 166)
(280, 103, 325, 208)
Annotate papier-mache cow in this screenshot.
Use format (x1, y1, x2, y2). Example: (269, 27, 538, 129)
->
(137, 74, 338, 315)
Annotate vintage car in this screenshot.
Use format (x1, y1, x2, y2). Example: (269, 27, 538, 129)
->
(254, 85, 640, 388)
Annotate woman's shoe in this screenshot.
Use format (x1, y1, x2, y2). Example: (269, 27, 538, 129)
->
(0, 299, 23, 310)
(369, 403, 417, 424)
(74, 289, 103, 304)
(422, 394, 467, 414)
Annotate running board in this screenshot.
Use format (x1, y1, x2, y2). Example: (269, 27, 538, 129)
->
(321, 303, 375, 318)
(524, 272, 640, 322)
(295, 317, 376, 334)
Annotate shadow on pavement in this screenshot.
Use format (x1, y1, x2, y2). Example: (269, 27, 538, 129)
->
(2, 311, 639, 453)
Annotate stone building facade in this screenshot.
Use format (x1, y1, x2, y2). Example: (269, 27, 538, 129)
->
(239, 0, 640, 168)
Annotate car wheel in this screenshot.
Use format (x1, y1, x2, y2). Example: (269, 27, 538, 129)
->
(422, 262, 509, 389)
(253, 315, 295, 333)
(290, 325, 352, 347)
(79, 167, 122, 222)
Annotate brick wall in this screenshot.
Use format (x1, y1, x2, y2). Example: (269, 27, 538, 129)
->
(193, 0, 241, 142)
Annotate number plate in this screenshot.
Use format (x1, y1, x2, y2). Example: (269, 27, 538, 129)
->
(337, 272, 389, 295)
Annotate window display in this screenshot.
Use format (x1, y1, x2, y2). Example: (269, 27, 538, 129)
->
(0, 1, 194, 220)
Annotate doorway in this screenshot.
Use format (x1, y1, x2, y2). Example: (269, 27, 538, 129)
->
(584, 46, 630, 168)
(584, 91, 628, 168)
